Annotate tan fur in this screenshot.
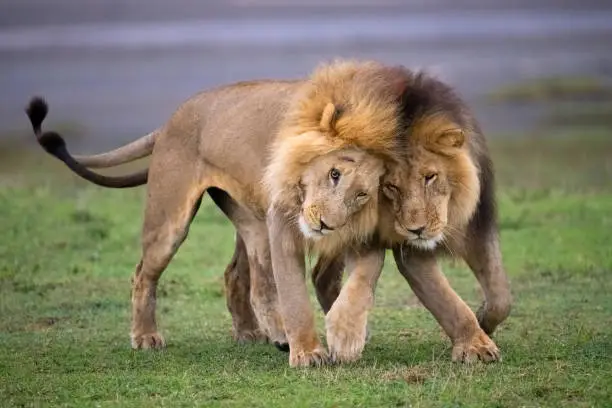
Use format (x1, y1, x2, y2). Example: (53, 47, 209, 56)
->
(29, 59, 511, 367)
(30, 60, 410, 367)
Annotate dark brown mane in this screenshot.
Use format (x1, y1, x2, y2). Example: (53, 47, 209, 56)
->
(394, 68, 499, 236)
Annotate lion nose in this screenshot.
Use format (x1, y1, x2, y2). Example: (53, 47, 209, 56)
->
(319, 218, 334, 231)
(407, 226, 425, 236)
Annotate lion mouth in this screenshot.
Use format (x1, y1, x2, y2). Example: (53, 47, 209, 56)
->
(298, 216, 330, 240)
(396, 223, 443, 250)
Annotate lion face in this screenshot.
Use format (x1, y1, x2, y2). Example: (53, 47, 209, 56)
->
(382, 126, 480, 251)
(297, 148, 384, 240)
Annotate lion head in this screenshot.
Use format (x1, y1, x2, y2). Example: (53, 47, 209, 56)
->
(297, 148, 384, 244)
(264, 60, 406, 255)
(381, 98, 482, 252)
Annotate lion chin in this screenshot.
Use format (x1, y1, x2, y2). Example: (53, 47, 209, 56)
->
(406, 234, 443, 251)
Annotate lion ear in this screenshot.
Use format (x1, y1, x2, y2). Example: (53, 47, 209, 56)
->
(320, 103, 339, 135)
(434, 129, 465, 149)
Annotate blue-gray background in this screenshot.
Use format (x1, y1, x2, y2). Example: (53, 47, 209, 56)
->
(1, 0, 611, 151)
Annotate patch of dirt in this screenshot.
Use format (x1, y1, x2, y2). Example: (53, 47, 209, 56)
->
(26, 316, 61, 331)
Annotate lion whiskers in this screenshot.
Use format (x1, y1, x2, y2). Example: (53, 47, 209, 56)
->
(399, 242, 406, 264)
(442, 223, 466, 243)
(441, 234, 458, 259)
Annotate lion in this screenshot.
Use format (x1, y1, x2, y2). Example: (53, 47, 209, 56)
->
(24, 60, 406, 367)
(263, 62, 512, 365)
(380, 69, 513, 363)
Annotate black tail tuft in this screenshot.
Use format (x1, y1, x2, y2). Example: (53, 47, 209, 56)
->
(38, 131, 67, 155)
(25, 97, 68, 157)
(25, 96, 49, 134)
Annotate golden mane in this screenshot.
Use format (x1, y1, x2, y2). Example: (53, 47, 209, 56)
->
(264, 60, 408, 210)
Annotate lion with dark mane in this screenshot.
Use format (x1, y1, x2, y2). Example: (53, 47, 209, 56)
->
(25, 59, 511, 367)
(263, 62, 512, 365)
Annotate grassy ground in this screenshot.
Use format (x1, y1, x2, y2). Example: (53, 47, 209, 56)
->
(1, 123, 611, 407)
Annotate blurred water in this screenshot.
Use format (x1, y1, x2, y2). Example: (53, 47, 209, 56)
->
(1, 11, 611, 50)
(1, 7, 611, 150)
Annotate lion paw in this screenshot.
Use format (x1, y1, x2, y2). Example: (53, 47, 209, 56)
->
(289, 346, 329, 367)
(451, 330, 500, 363)
(325, 311, 368, 364)
(233, 329, 268, 344)
(131, 332, 166, 349)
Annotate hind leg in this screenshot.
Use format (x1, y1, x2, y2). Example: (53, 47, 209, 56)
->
(208, 187, 286, 346)
(130, 163, 206, 349)
(223, 233, 267, 343)
(208, 188, 265, 343)
(463, 229, 512, 335)
(237, 220, 287, 346)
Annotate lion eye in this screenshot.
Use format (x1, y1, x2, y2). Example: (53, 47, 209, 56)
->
(424, 173, 437, 185)
(356, 191, 368, 198)
(329, 168, 341, 182)
(384, 183, 399, 195)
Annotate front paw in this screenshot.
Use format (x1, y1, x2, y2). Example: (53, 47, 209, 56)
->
(289, 345, 329, 367)
(325, 308, 368, 364)
(233, 328, 268, 344)
(451, 330, 501, 363)
(131, 331, 166, 349)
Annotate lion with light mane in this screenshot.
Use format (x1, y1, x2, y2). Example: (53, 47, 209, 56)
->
(25, 60, 404, 367)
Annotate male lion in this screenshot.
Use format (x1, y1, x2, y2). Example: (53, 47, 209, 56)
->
(24, 60, 407, 367)
(264, 63, 512, 365)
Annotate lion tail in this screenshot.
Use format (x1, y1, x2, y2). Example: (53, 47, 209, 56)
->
(25, 96, 149, 189)
(73, 131, 156, 169)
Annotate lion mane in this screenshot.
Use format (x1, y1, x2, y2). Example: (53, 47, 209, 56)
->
(264, 60, 407, 256)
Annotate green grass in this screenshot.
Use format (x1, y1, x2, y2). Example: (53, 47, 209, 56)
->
(1, 129, 611, 407)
